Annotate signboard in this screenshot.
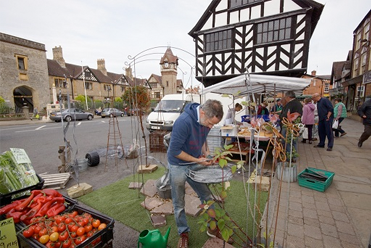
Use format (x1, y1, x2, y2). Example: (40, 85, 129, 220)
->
(363, 70, 371, 85)
(0, 218, 18, 248)
(10, 148, 31, 164)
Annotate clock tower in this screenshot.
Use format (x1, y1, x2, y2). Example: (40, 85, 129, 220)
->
(160, 47, 178, 95)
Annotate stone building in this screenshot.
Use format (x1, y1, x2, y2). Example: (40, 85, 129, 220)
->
(0, 32, 50, 113)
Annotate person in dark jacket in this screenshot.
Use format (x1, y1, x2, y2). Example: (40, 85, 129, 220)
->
(357, 98, 371, 147)
(312, 93, 334, 151)
(280, 91, 303, 162)
(167, 99, 224, 248)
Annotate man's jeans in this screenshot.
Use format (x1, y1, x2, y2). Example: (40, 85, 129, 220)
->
(169, 163, 212, 235)
(281, 126, 298, 160)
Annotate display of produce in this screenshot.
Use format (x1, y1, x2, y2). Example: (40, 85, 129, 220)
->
(0, 149, 40, 196)
(0, 189, 67, 224)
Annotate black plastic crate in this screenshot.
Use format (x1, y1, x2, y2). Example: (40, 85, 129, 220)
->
(0, 174, 44, 206)
(16, 204, 114, 248)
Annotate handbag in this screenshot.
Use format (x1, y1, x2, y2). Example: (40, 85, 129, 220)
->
(332, 120, 339, 129)
(302, 127, 309, 139)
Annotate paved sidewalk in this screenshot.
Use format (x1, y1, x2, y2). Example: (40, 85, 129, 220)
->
(264, 118, 371, 248)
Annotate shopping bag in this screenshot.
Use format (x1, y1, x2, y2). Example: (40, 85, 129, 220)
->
(332, 120, 339, 129)
(302, 127, 308, 139)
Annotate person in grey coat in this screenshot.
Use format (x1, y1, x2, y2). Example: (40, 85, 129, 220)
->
(357, 98, 371, 147)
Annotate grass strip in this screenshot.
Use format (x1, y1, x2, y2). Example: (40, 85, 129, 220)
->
(78, 167, 268, 247)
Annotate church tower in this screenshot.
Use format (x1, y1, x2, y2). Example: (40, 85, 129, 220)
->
(160, 47, 178, 95)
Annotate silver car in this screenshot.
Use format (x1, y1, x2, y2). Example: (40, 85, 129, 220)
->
(49, 108, 94, 122)
(101, 108, 125, 118)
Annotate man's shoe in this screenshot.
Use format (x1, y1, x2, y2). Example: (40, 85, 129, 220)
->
(314, 145, 324, 148)
(178, 232, 188, 248)
(341, 132, 347, 137)
(327, 148, 332, 151)
(358, 141, 363, 147)
(207, 228, 234, 244)
(301, 140, 306, 143)
(312, 138, 318, 141)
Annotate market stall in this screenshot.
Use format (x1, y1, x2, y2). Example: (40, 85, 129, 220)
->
(201, 73, 311, 162)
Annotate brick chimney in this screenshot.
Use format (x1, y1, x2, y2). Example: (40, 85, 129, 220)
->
(311, 70, 317, 76)
(52, 46, 66, 68)
(97, 59, 107, 76)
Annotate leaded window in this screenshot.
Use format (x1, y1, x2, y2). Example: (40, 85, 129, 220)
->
(256, 17, 292, 44)
(205, 30, 233, 52)
(230, 0, 261, 8)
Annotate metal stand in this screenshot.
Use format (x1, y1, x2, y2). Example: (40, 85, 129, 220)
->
(105, 116, 124, 171)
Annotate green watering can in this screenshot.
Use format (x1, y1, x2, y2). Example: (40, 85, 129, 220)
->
(137, 227, 171, 248)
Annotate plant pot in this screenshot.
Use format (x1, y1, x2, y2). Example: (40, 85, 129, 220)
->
(276, 162, 297, 182)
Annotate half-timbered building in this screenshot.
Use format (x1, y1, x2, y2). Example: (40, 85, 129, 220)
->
(189, 0, 324, 87)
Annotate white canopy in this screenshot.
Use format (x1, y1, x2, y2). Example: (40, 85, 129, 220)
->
(201, 74, 311, 96)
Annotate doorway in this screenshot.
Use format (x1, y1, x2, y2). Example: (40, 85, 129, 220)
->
(13, 86, 34, 113)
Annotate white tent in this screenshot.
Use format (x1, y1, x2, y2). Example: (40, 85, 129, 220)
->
(201, 74, 311, 96)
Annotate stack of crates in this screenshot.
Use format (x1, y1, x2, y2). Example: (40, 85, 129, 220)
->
(149, 130, 169, 153)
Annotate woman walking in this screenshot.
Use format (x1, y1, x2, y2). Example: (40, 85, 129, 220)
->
(301, 98, 316, 144)
(333, 98, 347, 137)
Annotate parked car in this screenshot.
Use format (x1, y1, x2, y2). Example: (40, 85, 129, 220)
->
(49, 108, 94, 122)
(101, 108, 125, 118)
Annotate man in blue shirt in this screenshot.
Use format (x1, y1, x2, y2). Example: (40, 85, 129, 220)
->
(167, 99, 224, 248)
(312, 93, 334, 151)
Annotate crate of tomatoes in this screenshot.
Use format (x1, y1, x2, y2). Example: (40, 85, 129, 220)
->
(16, 204, 114, 248)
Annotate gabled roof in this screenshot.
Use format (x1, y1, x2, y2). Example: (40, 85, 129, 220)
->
(48, 59, 131, 85)
(189, 0, 324, 37)
(331, 61, 346, 82)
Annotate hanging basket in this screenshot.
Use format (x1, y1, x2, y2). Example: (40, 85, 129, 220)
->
(276, 162, 297, 182)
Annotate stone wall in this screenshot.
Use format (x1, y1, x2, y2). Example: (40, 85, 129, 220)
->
(0, 33, 50, 111)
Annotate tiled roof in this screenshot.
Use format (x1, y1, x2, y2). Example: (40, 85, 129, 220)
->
(160, 47, 178, 64)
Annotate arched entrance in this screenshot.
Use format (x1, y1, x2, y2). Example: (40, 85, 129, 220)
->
(13, 86, 34, 113)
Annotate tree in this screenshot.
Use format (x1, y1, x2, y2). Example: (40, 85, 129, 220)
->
(122, 86, 151, 166)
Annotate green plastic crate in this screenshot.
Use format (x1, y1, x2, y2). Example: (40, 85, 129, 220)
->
(297, 167, 335, 192)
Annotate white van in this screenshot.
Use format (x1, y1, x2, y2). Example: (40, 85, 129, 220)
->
(146, 94, 200, 131)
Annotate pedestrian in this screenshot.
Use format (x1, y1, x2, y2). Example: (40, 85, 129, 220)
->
(312, 103, 319, 141)
(357, 98, 371, 147)
(333, 98, 347, 137)
(257, 102, 269, 115)
(301, 98, 315, 144)
(167, 99, 224, 248)
(279, 91, 303, 162)
(312, 93, 334, 151)
(270, 99, 283, 115)
(224, 102, 242, 125)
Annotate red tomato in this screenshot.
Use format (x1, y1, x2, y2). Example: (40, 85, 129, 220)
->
(71, 211, 78, 217)
(39, 228, 47, 236)
(57, 223, 66, 232)
(62, 239, 71, 248)
(58, 231, 68, 242)
(34, 225, 42, 234)
(86, 230, 94, 238)
(50, 226, 58, 233)
(76, 227, 85, 236)
(92, 219, 101, 228)
(82, 218, 89, 226)
(84, 224, 92, 233)
(74, 235, 86, 245)
(64, 217, 73, 224)
(70, 231, 77, 238)
(32, 233, 40, 241)
(23, 226, 34, 238)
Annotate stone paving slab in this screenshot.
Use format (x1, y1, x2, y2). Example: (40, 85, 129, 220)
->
(262, 118, 371, 248)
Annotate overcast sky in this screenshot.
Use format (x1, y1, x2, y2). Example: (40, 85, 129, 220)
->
(1, 0, 370, 89)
